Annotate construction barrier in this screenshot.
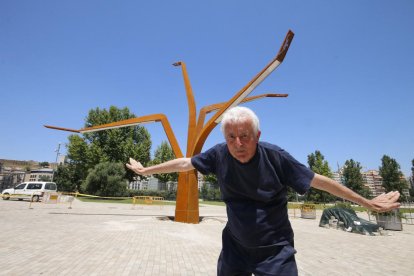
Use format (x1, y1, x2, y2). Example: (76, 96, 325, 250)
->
(28, 192, 75, 209)
(2, 191, 165, 210)
(61, 193, 165, 210)
(300, 203, 317, 219)
(132, 196, 165, 209)
(288, 203, 320, 219)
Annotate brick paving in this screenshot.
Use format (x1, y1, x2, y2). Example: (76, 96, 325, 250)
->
(0, 199, 413, 275)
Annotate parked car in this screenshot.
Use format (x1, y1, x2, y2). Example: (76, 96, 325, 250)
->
(1, 182, 57, 202)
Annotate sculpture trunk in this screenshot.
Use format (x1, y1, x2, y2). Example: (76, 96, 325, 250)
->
(175, 170, 200, 223)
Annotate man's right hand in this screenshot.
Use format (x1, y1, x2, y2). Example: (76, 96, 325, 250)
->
(126, 158, 147, 175)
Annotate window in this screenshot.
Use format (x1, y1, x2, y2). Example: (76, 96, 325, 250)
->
(45, 183, 56, 190)
(15, 183, 26, 190)
(27, 183, 42, 189)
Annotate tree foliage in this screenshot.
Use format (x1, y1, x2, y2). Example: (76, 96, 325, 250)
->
(305, 150, 336, 203)
(82, 106, 151, 179)
(150, 141, 177, 184)
(200, 183, 209, 200)
(83, 162, 127, 197)
(61, 106, 152, 193)
(307, 151, 333, 177)
(199, 174, 221, 201)
(409, 159, 414, 199)
(342, 159, 370, 198)
(207, 188, 222, 201)
(65, 135, 89, 191)
(287, 187, 299, 202)
(379, 155, 408, 199)
(54, 164, 80, 192)
(203, 174, 218, 188)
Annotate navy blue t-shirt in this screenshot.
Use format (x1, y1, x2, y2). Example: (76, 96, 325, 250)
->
(191, 142, 314, 247)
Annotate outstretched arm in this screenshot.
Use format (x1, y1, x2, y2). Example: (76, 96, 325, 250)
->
(126, 157, 194, 176)
(311, 173, 401, 213)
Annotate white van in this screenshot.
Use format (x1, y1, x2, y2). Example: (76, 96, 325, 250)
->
(1, 182, 57, 202)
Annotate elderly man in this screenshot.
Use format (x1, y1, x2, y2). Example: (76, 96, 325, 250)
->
(126, 106, 400, 276)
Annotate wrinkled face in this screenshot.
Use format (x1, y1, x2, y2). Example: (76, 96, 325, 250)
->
(224, 119, 261, 163)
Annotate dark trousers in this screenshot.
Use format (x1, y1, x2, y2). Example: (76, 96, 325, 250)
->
(217, 227, 298, 276)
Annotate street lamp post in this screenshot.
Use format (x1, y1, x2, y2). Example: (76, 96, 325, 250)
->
(51, 142, 61, 182)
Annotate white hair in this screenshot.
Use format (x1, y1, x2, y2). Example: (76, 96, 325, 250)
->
(220, 106, 260, 135)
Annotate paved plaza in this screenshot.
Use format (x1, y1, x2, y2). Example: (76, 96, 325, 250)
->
(0, 198, 413, 275)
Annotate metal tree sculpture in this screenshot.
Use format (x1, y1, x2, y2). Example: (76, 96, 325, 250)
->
(45, 30, 294, 224)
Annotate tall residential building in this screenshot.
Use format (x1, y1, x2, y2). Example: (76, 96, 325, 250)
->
(361, 170, 410, 198)
(334, 168, 386, 197)
(361, 170, 385, 197)
(331, 172, 344, 185)
(400, 175, 410, 198)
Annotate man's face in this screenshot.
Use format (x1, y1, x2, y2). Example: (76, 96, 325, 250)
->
(224, 119, 261, 163)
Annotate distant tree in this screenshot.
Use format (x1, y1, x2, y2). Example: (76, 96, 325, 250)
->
(84, 106, 151, 180)
(306, 150, 336, 203)
(65, 106, 151, 184)
(379, 155, 408, 200)
(308, 151, 332, 177)
(201, 174, 220, 200)
(66, 135, 89, 192)
(150, 141, 178, 184)
(409, 159, 414, 199)
(207, 188, 221, 201)
(204, 174, 218, 188)
(82, 162, 127, 197)
(54, 164, 79, 192)
(342, 159, 370, 198)
(39, 161, 50, 168)
(200, 183, 209, 200)
(287, 187, 299, 202)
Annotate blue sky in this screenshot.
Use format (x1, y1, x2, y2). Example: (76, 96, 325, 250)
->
(1, 1, 413, 177)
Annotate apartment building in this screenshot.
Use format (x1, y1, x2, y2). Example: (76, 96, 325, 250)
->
(129, 176, 173, 191)
(27, 168, 54, 182)
(129, 172, 208, 192)
(362, 170, 385, 197)
(0, 163, 26, 191)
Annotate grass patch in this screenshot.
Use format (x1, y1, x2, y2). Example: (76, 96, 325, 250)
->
(77, 197, 132, 204)
(199, 200, 225, 206)
(400, 208, 414, 214)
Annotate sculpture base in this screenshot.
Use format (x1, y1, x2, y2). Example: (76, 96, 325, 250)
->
(174, 209, 200, 224)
